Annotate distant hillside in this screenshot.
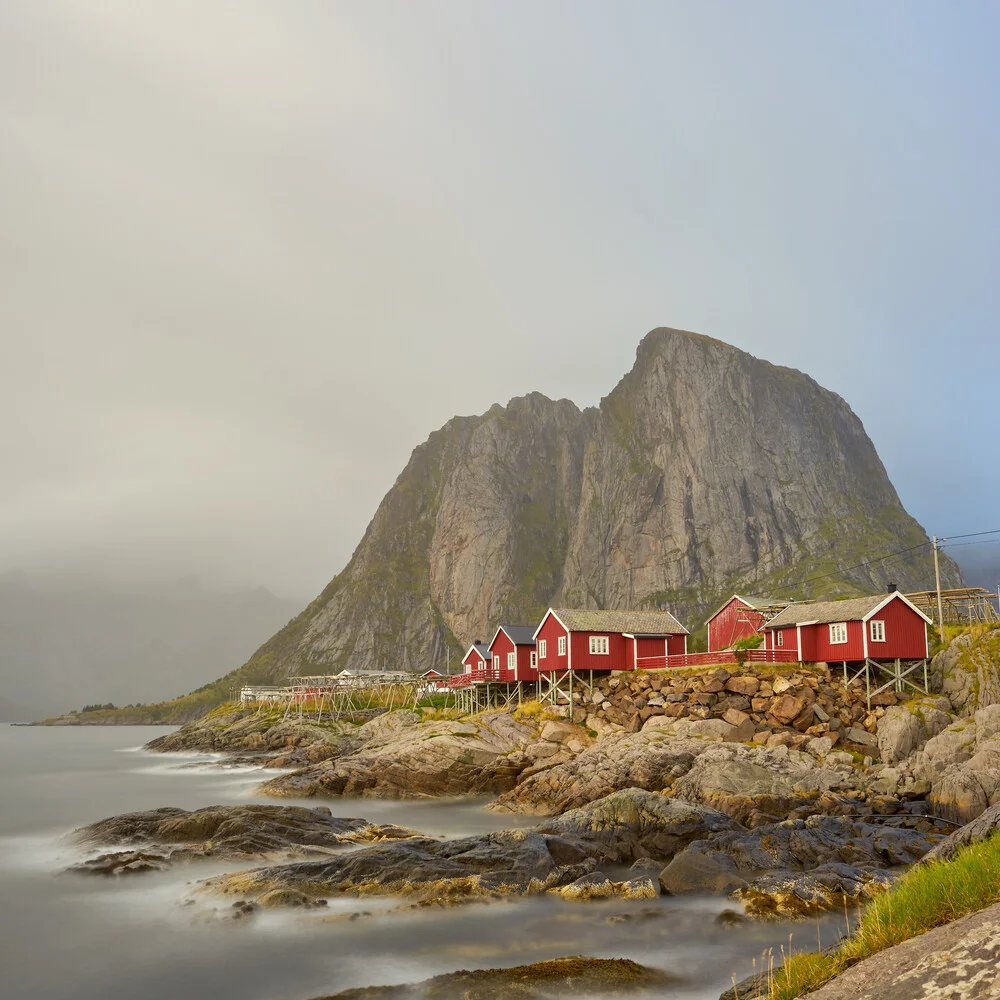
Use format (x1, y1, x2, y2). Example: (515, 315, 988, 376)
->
(0, 573, 300, 718)
(205, 326, 961, 695)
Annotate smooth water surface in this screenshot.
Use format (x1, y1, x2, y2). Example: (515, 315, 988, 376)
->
(0, 726, 844, 999)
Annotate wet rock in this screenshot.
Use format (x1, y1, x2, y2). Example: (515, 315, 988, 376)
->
(312, 956, 676, 999)
(68, 805, 414, 872)
(540, 788, 741, 863)
(70, 850, 171, 876)
(202, 829, 599, 904)
(680, 814, 943, 874)
(554, 873, 658, 901)
(658, 852, 748, 895)
(734, 863, 893, 918)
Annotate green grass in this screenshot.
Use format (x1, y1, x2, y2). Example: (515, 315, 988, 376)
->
(765, 833, 1000, 999)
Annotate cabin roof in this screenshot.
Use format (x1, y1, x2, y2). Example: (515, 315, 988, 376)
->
(464, 643, 492, 661)
(764, 592, 931, 628)
(546, 607, 688, 636)
(494, 624, 538, 646)
(704, 593, 788, 624)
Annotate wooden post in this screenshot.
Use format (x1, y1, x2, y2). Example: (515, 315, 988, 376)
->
(933, 536, 946, 643)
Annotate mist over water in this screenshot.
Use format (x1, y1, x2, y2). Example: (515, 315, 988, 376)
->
(0, 727, 844, 999)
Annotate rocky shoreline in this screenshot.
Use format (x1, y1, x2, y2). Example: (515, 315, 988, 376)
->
(64, 629, 999, 998)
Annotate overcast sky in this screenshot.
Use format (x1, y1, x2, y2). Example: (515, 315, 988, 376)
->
(2, 1, 998, 600)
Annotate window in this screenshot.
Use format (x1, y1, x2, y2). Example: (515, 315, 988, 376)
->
(870, 620, 885, 642)
(776, 631, 783, 647)
(530, 651, 537, 669)
(829, 622, 848, 645)
(507, 651, 515, 670)
(538, 639, 547, 659)
(558, 635, 567, 656)
(589, 635, 609, 655)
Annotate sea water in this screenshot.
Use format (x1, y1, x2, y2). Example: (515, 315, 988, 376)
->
(0, 726, 844, 999)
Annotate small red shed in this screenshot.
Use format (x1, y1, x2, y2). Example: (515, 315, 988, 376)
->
(705, 594, 790, 651)
(488, 625, 538, 682)
(461, 642, 492, 675)
(533, 608, 688, 673)
(763, 591, 931, 663)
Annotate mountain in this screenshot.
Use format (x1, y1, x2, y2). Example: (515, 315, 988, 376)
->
(230, 328, 962, 684)
(0, 574, 301, 717)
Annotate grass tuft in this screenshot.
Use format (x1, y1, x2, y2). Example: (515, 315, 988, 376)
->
(766, 833, 1000, 999)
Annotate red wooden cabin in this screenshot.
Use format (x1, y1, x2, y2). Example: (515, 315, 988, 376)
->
(533, 608, 688, 673)
(461, 642, 492, 675)
(488, 625, 538, 682)
(705, 594, 789, 651)
(763, 591, 930, 663)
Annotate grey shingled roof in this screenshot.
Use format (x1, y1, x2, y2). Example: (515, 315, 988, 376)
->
(764, 595, 887, 629)
(550, 608, 688, 635)
(468, 643, 492, 661)
(499, 625, 538, 646)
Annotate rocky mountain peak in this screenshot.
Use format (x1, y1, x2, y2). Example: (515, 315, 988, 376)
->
(225, 328, 958, 684)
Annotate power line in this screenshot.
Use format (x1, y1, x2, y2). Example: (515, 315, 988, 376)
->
(941, 538, 1000, 550)
(941, 529, 1000, 541)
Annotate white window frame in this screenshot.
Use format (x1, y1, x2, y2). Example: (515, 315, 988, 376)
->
(776, 631, 783, 647)
(530, 651, 537, 669)
(558, 635, 566, 656)
(870, 620, 886, 642)
(493, 655, 501, 672)
(589, 635, 610, 655)
(538, 639, 547, 659)
(507, 651, 515, 670)
(829, 622, 848, 645)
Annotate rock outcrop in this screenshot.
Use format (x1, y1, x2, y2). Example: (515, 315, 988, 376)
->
(801, 901, 1000, 1000)
(68, 804, 414, 874)
(214, 328, 955, 685)
(312, 957, 675, 999)
(259, 711, 538, 799)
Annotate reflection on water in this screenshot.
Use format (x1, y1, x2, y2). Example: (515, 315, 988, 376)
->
(0, 726, 845, 1000)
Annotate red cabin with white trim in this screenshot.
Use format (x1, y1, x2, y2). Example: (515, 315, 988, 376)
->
(533, 608, 688, 673)
(763, 592, 931, 663)
(488, 625, 538, 682)
(705, 594, 789, 651)
(462, 642, 492, 674)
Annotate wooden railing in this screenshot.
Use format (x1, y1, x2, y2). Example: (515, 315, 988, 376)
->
(448, 665, 501, 687)
(635, 648, 800, 671)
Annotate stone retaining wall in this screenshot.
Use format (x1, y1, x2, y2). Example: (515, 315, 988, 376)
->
(571, 665, 903, 759)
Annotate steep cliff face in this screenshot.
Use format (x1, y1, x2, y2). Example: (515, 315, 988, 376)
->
(237, 328, 959, 681)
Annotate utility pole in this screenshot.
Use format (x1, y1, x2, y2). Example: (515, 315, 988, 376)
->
(933, 535, 945, 641)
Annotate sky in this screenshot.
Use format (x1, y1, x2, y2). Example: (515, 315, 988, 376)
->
(2, 0, 998, 602)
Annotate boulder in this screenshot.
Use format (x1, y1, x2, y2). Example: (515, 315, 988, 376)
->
(541, 787, 741, 863)
(876, 707, 928, 764)
(920, 800, 1000, 864)
(658, 851, 747, 895)
(929, 737, 1000, 823)
(802, 900, 1000, 1000)
(666, 743, 865, 826)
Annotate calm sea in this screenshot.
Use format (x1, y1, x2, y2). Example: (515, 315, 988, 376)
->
(0, 726, 843, 999)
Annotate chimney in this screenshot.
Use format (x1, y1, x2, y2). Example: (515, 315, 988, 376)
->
(474, 640, 482, 646)
(887, 582, 897, 594)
